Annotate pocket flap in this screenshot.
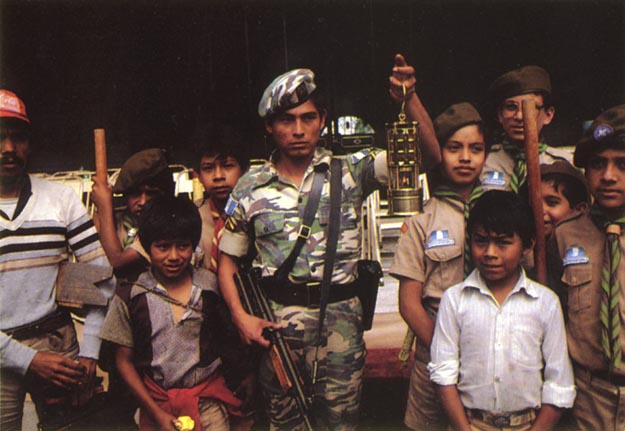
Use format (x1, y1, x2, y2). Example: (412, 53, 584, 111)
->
(424, 244, 463, 263)
(561, 265, 592, 287)
(253, 212, 285, 237)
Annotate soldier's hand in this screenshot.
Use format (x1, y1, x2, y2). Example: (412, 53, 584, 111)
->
(27, 351, 84, 390)
(90, 176, 113, 211)
(234, 313, 281, 348)
(389, 53, 417, 103)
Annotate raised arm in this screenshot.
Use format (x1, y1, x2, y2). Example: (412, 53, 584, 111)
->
(389, 53, 441, 168)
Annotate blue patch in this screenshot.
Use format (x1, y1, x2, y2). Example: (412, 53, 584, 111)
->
(482, 171, 507, 187)
(224, 196, 238, 216)
(426, 230, 456, 249)
(562, 246, 590, 266)
(593, 124, 614, 142)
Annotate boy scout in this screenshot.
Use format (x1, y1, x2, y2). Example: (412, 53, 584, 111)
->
(217, 68, 389, 430)
(481, 65, 571, 192)
(390, 102, 486, 430)
(549, 104, 625, 431)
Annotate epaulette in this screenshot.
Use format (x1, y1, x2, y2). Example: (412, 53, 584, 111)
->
(348, 148, 378, 164)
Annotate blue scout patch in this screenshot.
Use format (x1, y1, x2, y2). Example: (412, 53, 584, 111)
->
(562, 246, 590, 266)
(593, 124, 614, 142)
(426, 230, 455, 249)
(224, 196, 238, 216)
(482, 171, 507, 187)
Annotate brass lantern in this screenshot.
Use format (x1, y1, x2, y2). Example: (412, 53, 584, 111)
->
(385, 95, 422, 215)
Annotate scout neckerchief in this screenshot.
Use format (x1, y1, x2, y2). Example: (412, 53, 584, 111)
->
(591, 205, 625, 369)
(208, 199, 227, 273)
(432, 184, 484, 277)
(501, 138, 548, 194)
(121, 212, 138, 249)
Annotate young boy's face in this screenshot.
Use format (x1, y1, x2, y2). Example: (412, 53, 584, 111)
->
(541, 180, 576, 237)
(197, 155, 243, 203)
(126, 184, 164, 220)
(471, 226, 530, 286)
(497, 93, 554, 143)
(586, 148, 625, 214)
(150, 239, 193, 281)
(441, 124, 486, 187)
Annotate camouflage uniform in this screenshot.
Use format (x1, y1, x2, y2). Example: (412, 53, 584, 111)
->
(220, 145, 387, 430)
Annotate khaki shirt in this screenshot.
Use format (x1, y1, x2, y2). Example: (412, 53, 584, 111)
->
(196, 198, 217, 271)
(552, 212, 625, 376)
(389, 196, 465, 306)
(481, 143, 572, 191)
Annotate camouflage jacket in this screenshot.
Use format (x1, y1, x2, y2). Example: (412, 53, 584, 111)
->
(219, 146, 387, 284)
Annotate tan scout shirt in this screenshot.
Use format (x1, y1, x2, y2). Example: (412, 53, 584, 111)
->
(552, 212, 625, 376)
(390, 196, 465, 307)
(480, 143, 572, 191)
(196, 198, 217, 271)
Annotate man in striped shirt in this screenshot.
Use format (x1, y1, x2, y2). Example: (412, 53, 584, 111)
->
(0, 89, 115, 430)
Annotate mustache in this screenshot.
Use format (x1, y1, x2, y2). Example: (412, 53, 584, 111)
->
(0, 153, 25, 167)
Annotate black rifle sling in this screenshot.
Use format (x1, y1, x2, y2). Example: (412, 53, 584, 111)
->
(317, 158, 342, 342)
(272, 163, 328, 284)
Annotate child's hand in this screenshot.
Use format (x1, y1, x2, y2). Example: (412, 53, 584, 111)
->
(152, 409, 179, 431)
(90, 176, 113, 211)
(234, 373, 257, 409)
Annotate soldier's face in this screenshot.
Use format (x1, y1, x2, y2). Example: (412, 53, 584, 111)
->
(497, 93, 554, 143)
(586, 148, 625, 215)
(0, 127, 30, 180)
(441, 124, 486, 187)
(265, 100, 326, 162)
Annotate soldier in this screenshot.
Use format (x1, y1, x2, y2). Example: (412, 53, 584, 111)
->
(481, 65, 571, 192)
(391, 102, 486, 430)
(0, 89, 115, 429)
(216, 68, 389, 430)
(549, 104, 625, 431)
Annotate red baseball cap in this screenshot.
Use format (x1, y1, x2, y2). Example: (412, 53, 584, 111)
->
(0, 90, 30, 124)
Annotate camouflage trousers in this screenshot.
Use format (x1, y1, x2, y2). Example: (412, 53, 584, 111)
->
(259, 296, 366, 431)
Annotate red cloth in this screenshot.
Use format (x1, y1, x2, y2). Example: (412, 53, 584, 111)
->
(140, 373, 242, 431)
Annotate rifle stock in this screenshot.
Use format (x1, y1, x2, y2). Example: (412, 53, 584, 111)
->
(233, 268, 314, 431)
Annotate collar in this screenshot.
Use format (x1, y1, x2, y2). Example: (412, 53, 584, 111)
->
(252, 146, 331, 190)
(131, 267, 218, 300)
(462, 267, 538, 299)
(0, 175, 32, 221)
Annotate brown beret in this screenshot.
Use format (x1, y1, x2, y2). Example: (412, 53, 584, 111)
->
(113, 149, 169, 194)
(541, 161, 590, 204)
(574, 104, 625, 167)
(488, 65, 551, 102)
(433, 102, 482, 144)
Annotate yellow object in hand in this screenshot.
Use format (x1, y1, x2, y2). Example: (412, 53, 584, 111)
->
(173, 416, 195, 431)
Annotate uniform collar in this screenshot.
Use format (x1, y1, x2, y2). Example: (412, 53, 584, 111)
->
(463, 267, 538, 299)
(252, 146, 331, 190)
(0, 174, 32, 221)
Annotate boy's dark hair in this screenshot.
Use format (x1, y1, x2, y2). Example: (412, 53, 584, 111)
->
(542, 172, 590, 208)
(194, 125, 250, 172)
(468, 190, 535, 249)
(139, 195, 202, 252)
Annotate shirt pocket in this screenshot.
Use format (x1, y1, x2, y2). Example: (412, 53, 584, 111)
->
(253, 212, 285, 238)
(424, 245, 463, 292)
(561, 265, 593, 312)
(511, 323, 543, 368)
(318, 200, 358, 229)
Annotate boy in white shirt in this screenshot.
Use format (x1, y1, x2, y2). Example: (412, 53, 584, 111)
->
(428, 190, 576, 431)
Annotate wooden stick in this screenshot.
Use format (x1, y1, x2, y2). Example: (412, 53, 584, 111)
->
(94, 129, 107, 183)
(522, 100, 547, 285)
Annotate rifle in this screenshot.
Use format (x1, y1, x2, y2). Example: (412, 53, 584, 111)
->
(234, 267, 315, 431)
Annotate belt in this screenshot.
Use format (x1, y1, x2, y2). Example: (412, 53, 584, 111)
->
(574, 363, 625, 387)
(4, 310, 72, 341)
(466, 408, 536, 428)
(262, 278, 358, 308)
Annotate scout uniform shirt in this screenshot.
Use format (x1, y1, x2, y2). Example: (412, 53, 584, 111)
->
(551, 212, 625, 377)
(481, 139, 572, 191)
(219, 146, 387, 284)
(390, 195, 465, 311)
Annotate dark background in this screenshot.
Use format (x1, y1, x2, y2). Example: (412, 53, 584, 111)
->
(1, 0, 624, 173)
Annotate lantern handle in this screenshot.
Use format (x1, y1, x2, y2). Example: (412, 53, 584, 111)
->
(399, 84, 407, 123)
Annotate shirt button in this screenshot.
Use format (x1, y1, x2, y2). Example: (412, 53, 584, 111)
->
(495, 377, 502, 383)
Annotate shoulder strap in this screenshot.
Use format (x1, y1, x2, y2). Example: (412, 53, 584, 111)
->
(273, 164, 328, 284)
(317, 158, 342, 340)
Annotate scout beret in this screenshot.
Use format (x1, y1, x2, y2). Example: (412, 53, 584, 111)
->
(113, 149, 169, 194)
(541, 161, 590, 203)
(0, 89, 30, 124)
(433, 102, 482, 145)
(258, 68, 316, 118)
(488, 65, 551, 102)
(574, 104, 625, 167)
